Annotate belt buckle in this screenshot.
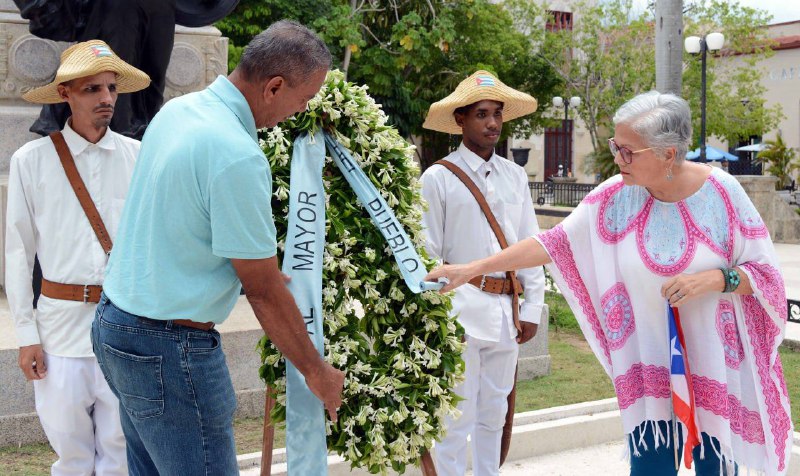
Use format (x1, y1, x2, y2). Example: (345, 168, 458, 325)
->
(82, 285, 90, 303)
(479, 275, 487, 291)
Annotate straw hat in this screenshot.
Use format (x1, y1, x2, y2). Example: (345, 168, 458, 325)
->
(423, 70, 538, 135)
(22, 40, 151, 104)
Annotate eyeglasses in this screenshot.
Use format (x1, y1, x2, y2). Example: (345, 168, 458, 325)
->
(608, 138, 653, 164)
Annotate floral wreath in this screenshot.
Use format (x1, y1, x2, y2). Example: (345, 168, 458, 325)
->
(258, 70, 465, 474)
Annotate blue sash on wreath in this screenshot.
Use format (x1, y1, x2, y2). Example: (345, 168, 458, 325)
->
(282, 130, 441, 475)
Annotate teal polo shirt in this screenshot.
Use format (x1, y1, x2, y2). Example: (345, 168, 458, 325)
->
(103, 75, 277, 323)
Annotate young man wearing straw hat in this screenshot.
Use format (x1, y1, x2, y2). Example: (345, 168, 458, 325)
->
(420, 70, 545, 475)
(5, 39, 150, 475)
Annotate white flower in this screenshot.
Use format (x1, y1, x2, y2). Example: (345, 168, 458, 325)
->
(274, 185, 289, 201)
(374, 298, 389, 315)
(382, 327, 406, 346)
(363, 284, 380, 300)
(388, 286, 405, 301)
(428, 376, 445, 397)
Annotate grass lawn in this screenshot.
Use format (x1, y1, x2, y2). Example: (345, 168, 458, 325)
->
(3, 292, 799, 474)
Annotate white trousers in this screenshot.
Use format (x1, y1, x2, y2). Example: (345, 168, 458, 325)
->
(33, 353, 127, 476)
(435, 322, 519, 476)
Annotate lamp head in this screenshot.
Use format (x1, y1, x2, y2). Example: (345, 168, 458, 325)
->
(684, 36, 702, 54)
(552, 96, 564, 108)
(706, 32, 725, 51)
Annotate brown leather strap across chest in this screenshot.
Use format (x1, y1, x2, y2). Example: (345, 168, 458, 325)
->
(50, 131, 113, 255)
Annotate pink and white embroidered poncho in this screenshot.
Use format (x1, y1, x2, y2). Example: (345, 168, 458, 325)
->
(535, 168, 792, 474)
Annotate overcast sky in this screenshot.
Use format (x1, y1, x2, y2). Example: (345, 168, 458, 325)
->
(629, 0, 800, 24)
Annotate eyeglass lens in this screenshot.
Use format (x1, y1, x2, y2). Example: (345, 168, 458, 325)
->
(608, 139, 632, 164)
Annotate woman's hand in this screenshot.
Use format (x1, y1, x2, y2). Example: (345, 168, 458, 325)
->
(424, 262, 480, 293)
(661, 270, 725, 306)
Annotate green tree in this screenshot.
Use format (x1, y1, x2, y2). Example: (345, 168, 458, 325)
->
(506, 0, 656, 158)
(315, 0, 561, 168)
(215, 0, 333, 70)
(219, 1, 562, 170)
(756, 133, 799, 190)
(682, 0, 782, 147)
(505, 0, 782, 178)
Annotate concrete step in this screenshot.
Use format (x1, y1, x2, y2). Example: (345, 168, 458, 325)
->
(238, 399, 624, 475)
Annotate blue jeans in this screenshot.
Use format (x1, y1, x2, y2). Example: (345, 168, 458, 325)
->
(92, 294, 238, 476)
(629, 420, 737, 476)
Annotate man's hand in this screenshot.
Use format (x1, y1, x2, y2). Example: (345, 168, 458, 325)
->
(19, 344, 47, 380)
(517, 322, 538, 344)
(233, 257, 344, 421)
(305, 362, 345, 422)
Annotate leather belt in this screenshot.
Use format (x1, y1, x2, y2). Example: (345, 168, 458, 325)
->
(173, 319, 215, 331)
(468, 275, 520, 295)
(41, 278, 102, 303)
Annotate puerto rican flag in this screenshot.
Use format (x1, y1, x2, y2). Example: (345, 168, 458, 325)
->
(669, 304, 700, 468)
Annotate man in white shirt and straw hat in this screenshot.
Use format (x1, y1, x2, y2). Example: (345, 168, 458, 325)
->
(420, 70, 545, 476)
(5, 39, 149, 475)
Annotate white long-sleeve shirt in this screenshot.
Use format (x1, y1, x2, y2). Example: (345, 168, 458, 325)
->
(5, 121, 139, 357)
(421, 144, 545, 342)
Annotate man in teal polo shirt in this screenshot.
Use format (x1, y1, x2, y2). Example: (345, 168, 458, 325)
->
(92, 21, 345, 475)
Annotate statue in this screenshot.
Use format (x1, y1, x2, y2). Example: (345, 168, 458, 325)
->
(14, 0, 239, 139)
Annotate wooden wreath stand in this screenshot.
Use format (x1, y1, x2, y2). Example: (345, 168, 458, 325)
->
(259, 388, 438, 475)
(260, 389, 276, 476)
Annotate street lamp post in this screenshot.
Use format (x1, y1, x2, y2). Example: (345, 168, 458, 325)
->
(551, 96, 581, 176)
(684, 32, 725, 163)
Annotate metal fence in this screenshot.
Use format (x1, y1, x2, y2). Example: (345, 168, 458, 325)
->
(529, 181, 598, 207)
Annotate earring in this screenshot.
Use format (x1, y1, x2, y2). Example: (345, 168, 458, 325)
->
(666, 168, 673, 181)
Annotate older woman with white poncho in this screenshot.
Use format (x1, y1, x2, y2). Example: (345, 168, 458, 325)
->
(426, 91, 792, 475)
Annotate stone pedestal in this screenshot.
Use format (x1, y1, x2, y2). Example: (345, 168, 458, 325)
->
(736, 175, 800, 243)
(0, 2, 228, 289)
(518, 304, 551, 380)
(0, 1, 229, 172)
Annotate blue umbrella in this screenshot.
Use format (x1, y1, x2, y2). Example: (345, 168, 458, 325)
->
(686, 145, 738, 161)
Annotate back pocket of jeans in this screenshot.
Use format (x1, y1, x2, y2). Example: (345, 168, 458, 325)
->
(102, 344, 164, 419)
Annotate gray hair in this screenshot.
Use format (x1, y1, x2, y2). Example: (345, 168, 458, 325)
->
(238, 20, 331, 86)
(612, 91, 693, 162)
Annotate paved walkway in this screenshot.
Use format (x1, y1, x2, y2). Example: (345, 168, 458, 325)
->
(484, 441, 693, 476)
(238, 441, 714, 475)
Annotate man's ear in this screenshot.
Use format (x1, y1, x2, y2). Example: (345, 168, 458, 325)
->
(57, 84, 69, 102)
(454, 112, 464, 128)
(262, 76, 286, 102)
